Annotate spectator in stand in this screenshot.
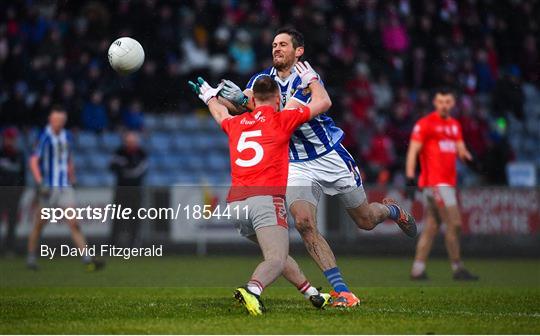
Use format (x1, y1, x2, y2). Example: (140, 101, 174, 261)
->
(520, 34, 540, 86)
(345, 63, 374, 125)
(82, 90, 108, 132)
(363, 121, 396, 185)
(372, 74, 394, 111)
(475, 49, 496, 94)
(387, 102, 414, 166)
(457, 97, 490, 160)
(492, 66, 525, 120)
(228, 30, 255, 75)
(0, 128, 25, 255)
(381, 13, 409, 54)
(107, 96, 122, 130)
(122, 100, 144, 131)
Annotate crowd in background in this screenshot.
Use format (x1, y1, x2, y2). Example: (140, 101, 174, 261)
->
(0, 0, 539, 185)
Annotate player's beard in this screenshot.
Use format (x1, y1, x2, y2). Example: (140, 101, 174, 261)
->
(273, 54, 294, 71)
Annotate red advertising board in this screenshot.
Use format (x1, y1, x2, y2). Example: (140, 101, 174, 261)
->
(365, 188, 540, 236)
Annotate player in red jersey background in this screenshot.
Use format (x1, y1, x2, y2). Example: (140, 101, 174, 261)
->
(189, 61, 334, 315)
(406, 88, 479, 281)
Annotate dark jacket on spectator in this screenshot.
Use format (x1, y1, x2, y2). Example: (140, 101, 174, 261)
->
(109, 147, 148, 186)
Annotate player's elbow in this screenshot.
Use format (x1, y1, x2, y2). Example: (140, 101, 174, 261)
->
(323, 96, 332, 111)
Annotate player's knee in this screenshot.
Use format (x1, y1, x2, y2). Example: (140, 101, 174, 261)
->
(446, 223, 461, 237)
(266, 257, 286, 273)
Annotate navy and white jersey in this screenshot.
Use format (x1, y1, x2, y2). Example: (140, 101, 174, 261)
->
(34, 126, 72, 187)
(246, 66, 344, 162)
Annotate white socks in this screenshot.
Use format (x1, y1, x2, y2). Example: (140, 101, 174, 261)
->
(451, 261, 464, 272)
(411, 260, 426, 276)
(247, 279, 264, 296)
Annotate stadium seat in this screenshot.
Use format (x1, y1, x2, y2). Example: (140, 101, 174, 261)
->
(147, 155, 161, 171)
(77, 172, 102, 187)
(181, 114, 204, 131)
(185, 154, 204, 170)
(101, 172, 116, 186)
(76, 131, 99, 151)
(171, 134, 194, 151)
(192, 134, 215, 150)
(144, 115, 160, 130)
(206, 152, 229, 171)
(148, 132, 171, 154)
(72, 155, 87, 170)
(86, 152, 111, 170)
(161, 115, 182, 131)
(23, 127, 41, 150)
(145, 174, 171, 186)
(159, 155, 185, 171)
(100, 132, 122, 151)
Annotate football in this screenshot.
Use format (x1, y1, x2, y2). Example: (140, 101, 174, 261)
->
(107, 37, 145, 75)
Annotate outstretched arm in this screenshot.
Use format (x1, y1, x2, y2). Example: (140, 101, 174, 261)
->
(188, 77, 231, 126)
(207, 97, 232, 126)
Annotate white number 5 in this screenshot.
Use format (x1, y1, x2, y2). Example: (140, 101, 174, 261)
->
(235, 130, 264, 167)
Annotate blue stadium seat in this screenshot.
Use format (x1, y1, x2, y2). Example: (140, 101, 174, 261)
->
(72, 155, 87, 170)
(160, 155, 184, 170)
(144, 115, 160, 131)
(206, 152, 229, 171)
(171, 134, 194, 151)
(162, 115, 182, 131)
(145, 174, 171, 186)
(148, 132, 171, 154)
(185, 154, 204, 170)
(77, 172, 101, 187)
(23, 127, 41, 151)
(100, 132, 122, 151)
(181, 114, 204, 131)
(211, 133, 229, 149)
(193, 134, 215, 150)
(76, 131, 99, 151)
(148, 155, 161, 171)
(101, 172, 116, 186)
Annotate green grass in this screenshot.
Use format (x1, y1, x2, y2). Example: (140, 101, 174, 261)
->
(1, 256, 539, 334)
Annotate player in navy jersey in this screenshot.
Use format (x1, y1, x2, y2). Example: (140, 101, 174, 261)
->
(219, 27, 417, 307)
(27, 105, 104, 271)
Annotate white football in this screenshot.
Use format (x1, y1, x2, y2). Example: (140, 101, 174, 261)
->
(108, 37, 145, 75)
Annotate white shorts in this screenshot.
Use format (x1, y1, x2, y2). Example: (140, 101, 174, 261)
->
(229, 196, 288, 237)
(423, 186, 458, 208)
(286, 143, 365, 207)
(40, 187, 76, 208)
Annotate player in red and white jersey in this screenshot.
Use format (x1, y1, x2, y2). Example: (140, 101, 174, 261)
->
(189, 62, 333, 315)
(406, 88, 479, 281)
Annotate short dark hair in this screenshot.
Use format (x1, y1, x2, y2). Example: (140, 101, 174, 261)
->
(275, 26, 304, 49)
(434, 87, 455, 97)
(253, 75, 279, 102)
(50, 104, 66, 114)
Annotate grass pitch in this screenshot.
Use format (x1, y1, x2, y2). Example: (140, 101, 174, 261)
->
(1, 256, 539, 334)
